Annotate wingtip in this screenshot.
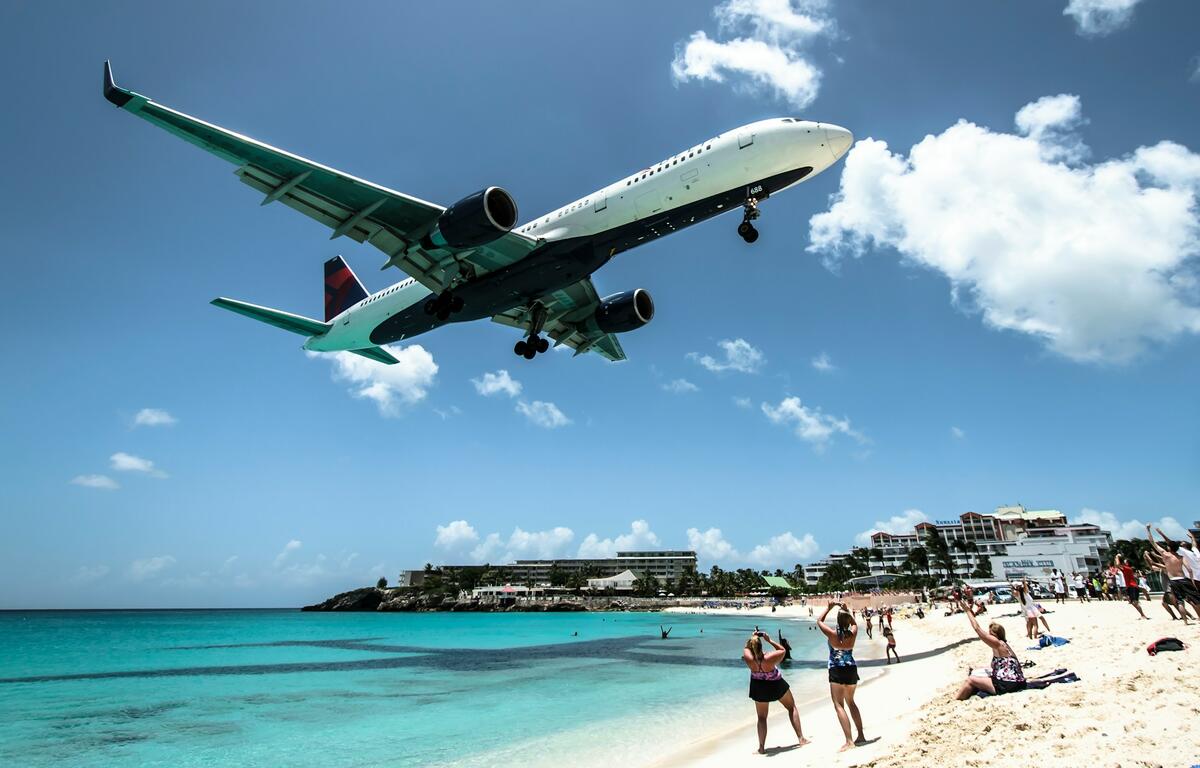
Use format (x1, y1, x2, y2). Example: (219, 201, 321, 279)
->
(103, 59, 133, 107)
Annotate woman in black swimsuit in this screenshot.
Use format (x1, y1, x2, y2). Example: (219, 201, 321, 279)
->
(954, 599, 1026, 699)
(742, 631, 810, 754)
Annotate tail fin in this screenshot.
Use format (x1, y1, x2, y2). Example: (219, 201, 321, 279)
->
(325, 256, 368, 321)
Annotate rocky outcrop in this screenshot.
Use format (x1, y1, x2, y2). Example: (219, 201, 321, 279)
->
(301, 587, 383, 612)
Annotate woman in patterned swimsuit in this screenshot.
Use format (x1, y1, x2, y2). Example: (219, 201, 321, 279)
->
(742, 631, 810, 754)
(955, 598, 1027, 700)
(817, 602, 868, 752)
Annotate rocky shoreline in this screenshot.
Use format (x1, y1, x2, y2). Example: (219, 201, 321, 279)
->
(301, 587, 680, 613)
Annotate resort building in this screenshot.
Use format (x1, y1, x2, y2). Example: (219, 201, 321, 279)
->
(427, 550, 698, 587)
(802, 504, 1113, 586)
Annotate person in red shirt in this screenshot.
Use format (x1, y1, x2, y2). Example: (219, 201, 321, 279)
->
(1116, 554, 1149, 620)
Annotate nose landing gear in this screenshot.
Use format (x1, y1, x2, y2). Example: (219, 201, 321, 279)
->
(514, 302, 551, 360)
(738, 197, 760, 243)
(423, 291, 465, 321)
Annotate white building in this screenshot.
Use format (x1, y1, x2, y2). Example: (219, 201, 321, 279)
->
(586, 569, 639, 591)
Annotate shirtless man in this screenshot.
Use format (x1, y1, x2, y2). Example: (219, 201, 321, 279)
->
(1143, 550, 1191, 623)
(1146, 524, 1200, 618)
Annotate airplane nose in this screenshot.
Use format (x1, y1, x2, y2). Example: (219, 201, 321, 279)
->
(824, 124, 853, 160)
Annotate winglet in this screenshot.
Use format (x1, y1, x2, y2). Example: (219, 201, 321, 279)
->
(103, 60, 134, 107)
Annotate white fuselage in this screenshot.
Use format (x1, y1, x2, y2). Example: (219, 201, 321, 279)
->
(306, 118, 851, 352)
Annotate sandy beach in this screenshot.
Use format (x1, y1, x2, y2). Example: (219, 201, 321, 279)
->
(657, 598, 1199, 767)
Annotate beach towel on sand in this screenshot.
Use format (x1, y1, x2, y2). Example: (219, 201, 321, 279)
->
(975, 669, 1078, 697)
(1026, 635, 1070, 650)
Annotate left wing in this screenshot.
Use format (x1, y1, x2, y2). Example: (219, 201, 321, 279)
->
(492, 277, 627, 362)
(102, 61, 539, 293)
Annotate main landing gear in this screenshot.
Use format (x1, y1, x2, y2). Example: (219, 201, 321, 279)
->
(423, 291, 465, 321)
(514, 302, 550, 360)
(738, 197, 760, 243)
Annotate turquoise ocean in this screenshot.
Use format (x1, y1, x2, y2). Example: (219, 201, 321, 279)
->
(0, 610, 831, 767)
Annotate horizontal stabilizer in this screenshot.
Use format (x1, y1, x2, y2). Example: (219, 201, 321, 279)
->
(211, 298, 330, 337)
(349, 346, 400, 365)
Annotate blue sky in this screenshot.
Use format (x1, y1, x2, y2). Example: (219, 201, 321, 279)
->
(1, 0, 1197, 608)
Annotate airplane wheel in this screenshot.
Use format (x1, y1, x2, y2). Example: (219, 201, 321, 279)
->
(743, 226, 759, 244)
(424, 298, 438, 315)
(436, 306, 451, 321)
(523, 344, 537, 360)
(737, 221, 752, 238)
(536, 336, 549, 354)
(450, 295, 465, 313)
(514, 340, 527, 356)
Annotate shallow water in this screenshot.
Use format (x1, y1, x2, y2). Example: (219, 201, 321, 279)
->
(0, 610, 827, 767)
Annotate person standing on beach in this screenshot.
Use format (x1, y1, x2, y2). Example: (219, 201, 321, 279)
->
(1143, 550, 1192, 622)
(954, 599, 1026, 699)
(1015, 580, 1050, 639)
(1071, 572, 1089, 602)
(882, 627, 899, 664)
(1114, 555, 1149, 619)
(1146, 525, 1200, 618)
(1179, 531, 1200, 593)
(742, 631, 809, 754)
(1050, 569, 1066, 605)
(817, 602, 867, 752)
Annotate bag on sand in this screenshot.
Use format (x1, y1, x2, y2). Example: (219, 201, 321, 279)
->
(1146, 637, 1187, 656)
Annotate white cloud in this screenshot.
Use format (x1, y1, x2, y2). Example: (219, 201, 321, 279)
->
(470, 526, 575, 563)
(950, 426, 966, 440)
(311, 345, 437, 416)
(672, 0, 833, 108)
(811, 352, 835, 372)
(577, 520, 662, 558)
(662, 378, 700, 394)
(69, 565, 111, 584)
(808, 96, 1200, 364)
(472, 370, 522, 398)
(110, 452, 167, 478)
(687, 527, 738, 561)
(128, 555, 176, 582)
(761, 396, 864, 449)
(747, 531, 820, 565)
(70, 474, 119, 490)
(273, 539, 302, 568)
(733, 396, 754, 409)
(435, 520, 480, 550)
(1063, 0, 1144, 37)
(133, 408, 177, 427)
(1074, 508, 1189, 541)
(516, 400, 571, 429)
(1191, 55, 1200, 83)
(689, 338, 766, 373)
(854, 508, 928, 546)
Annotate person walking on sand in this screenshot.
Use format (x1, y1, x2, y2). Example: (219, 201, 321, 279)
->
(1114, 555, 1149, 620)
(817, 602, 867, 752)
(954, 599, 1026, 700)
(1147, 525, 1200, 618)
(1015, 580, 1050, 639)
(742, 630, 809, 754)
(883, 626, 899, 664)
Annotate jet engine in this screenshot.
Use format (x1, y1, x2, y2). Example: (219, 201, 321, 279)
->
(594, 289, 655, 333)
(427, 186, 518, 249)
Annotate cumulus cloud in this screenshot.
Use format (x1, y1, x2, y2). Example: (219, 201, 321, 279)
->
(811, 352, 835, 372)
(662, 378, 700, 394)
(71, 474, 119, 490)
(808, 95, 1200, 364)
(472, 370, 522, 398)
(470, 526, 575, 563)
(855, 508, 928, 546)
(128, 555, 175, 582)
(672, 0, 834, 108)
(689, 338, 766, 373)
(761, 396, 864, 449)
(577, 520, 662, 558)
(1074, 508, 1189, 541)
(1063, 0, 1143, 37)
(950, 426, 966, 440)
(110, 452, 167, 478)
(435, 520, 480, 550)
(516, 400, 571, 429)
(733, 396, 754, 409)
(687, 526, 820, 567)
(133, 408, 177, 427)
(273, 539, 302, 568)
(311, 345, 437, 416)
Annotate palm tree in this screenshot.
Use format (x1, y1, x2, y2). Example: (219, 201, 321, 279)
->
(951, 539, 979, 578)
(908, 545, 931, 582)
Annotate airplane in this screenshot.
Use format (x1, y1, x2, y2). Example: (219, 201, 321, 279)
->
(103, 61, 851, 364)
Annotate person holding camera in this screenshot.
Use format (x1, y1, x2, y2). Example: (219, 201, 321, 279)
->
(743, 629, 809, 754)
(817, 601, 867, 752)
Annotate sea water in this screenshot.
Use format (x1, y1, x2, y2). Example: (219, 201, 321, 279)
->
(0, 610, 829, 767)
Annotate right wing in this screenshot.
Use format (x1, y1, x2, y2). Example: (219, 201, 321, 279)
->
(103, 61, 539, 293)
(491, 277, 627, 362)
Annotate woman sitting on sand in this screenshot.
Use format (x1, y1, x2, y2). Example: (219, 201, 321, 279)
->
(817, 602, 867, 752)
(742, 630, 809, 754)
(955, 599, 1026, 700)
